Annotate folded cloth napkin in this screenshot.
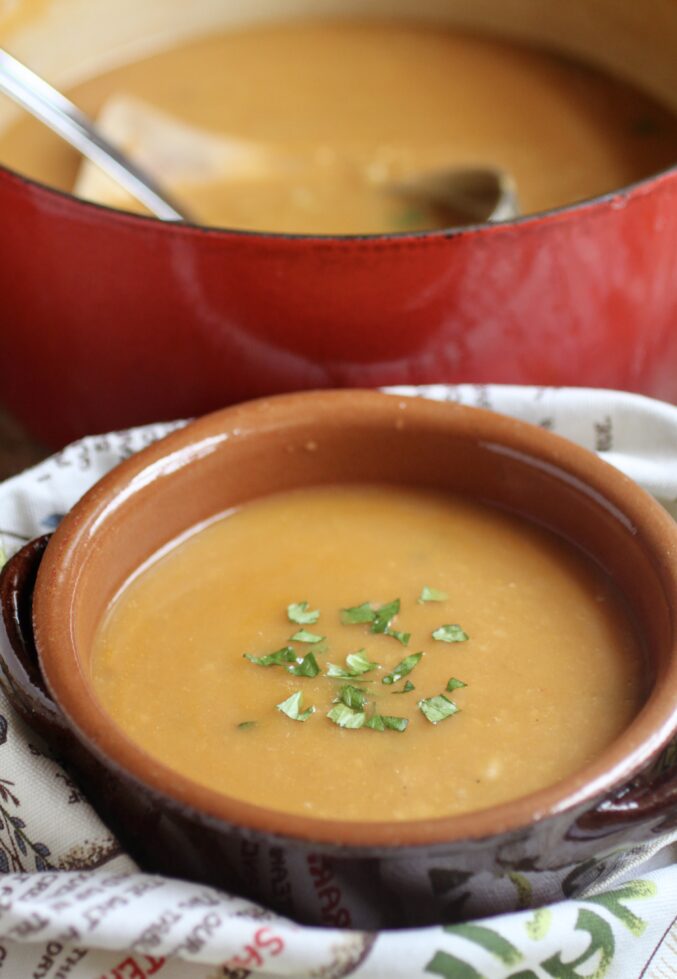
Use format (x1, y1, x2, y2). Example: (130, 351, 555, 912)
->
(0, 385, 675, 979)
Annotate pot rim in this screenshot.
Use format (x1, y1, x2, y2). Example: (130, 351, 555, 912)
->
(1, 158, 675, 244)
(31, 390, 677, 849)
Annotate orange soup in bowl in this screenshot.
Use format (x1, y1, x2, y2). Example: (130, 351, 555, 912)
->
(90, 482, 644, 822)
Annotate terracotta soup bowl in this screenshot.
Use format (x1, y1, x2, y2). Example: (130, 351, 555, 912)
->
(0, 0, 676, 447)
(1, 391, 677, 928)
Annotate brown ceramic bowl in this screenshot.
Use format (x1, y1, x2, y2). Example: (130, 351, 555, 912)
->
(1, 390, 677, 928)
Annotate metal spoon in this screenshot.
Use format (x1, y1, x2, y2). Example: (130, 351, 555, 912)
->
(0, 48, 189, 221)
(392, 166, 520, 225)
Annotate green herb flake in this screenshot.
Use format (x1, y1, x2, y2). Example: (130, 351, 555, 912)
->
(237, 721, 256, 730)
(392, 680, 416, 694)
(418, 586, 448, 604)
(371, 598, 400, 634)
(327, 703, 366, 729)
(276, 691, 315, 722)
(290, 629, 325, 644)
(418, 694, 459, 725)
(337, 684, 368, 710)
(447, 677, 467, 691)
(326, 663, 359, 679)
(326, 650, 379, 679)
(395, 206, 427, 231)
(340, 602, 376, 625)
(382, 652, 423, 686)
(287, 652, 320, 678)
(346, 651, 379, 675)
(287, 601, 320, 625)
(385, 628, 411, 646)
(432, 624, 469, 644)
(366, 714, 409, 732)
(244, 646, 296, 667)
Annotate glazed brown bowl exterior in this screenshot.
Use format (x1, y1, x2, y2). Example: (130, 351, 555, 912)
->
(2, 390, 677, 928)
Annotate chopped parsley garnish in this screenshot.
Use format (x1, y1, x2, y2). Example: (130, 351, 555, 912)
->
(326, 650, 379, 678)
(340, 602, 376, 625)
(245, 596, 472, 734)
(327, 703, 366, 728)
(385, 628, 411, 646)
(418, 586, 449, 604)
(341, 598, 405, 643)
(244, 646, 296, 667)
(447, 677, 467, 691)
(287, 601, 320, 625)
(287, 652, 320, 678)
(276, 691, 314, 722)
(290, 629, 325, 644)
(432, 624, 469, 643)
(366, 714, 408, 732)
(418, 694, 459, 724)
(337, 684, 368, 710)
(382, 652, 423, 686)
(371, 598, 400, 634)
(346, 651, 377, 674)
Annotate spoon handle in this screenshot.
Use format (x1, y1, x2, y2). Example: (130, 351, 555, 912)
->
(0, 48, 189, 221)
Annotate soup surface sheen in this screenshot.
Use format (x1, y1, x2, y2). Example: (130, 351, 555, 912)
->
(91, 484, 644, 822)
(1, 21, 677, 232)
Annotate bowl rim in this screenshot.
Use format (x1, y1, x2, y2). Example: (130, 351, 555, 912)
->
(31, 389, 677, 848)
(1, 157, 675, 244)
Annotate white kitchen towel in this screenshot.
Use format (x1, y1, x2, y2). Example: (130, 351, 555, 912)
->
(0, 385, 675, 979)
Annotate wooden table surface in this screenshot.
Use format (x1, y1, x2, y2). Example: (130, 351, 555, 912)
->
(0, 406, 48, 482)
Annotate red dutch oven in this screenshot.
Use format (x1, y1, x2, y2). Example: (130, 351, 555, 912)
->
(0, 0, 676, 447)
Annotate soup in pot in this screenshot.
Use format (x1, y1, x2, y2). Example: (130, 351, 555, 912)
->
(1, 21, 677, 233)
(90, 483, 645, 822)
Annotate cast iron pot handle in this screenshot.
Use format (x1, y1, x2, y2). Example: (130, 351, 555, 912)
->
(0, 535, 72, 745)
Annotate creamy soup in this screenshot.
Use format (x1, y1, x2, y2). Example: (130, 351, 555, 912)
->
(1, 22, 677, 233)
(90, 484, 644, 822)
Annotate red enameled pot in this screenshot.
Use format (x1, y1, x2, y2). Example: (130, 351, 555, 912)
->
(0, 0, 676, 447)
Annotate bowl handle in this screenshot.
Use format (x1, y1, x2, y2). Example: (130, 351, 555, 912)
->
(580, 756, 677, 832)
(0, 536, 72, 745)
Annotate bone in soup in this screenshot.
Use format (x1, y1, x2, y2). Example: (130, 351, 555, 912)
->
(90, 483, 645, 823)
(1, 21, 677, 233)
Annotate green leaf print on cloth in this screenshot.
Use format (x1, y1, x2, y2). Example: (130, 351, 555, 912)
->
(426, 879, 659, 979)
(444, 924, 523, 966)
(525, 908, 553, 941)
(584, 880, 656, 936)
(540, 909, 615, 978)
